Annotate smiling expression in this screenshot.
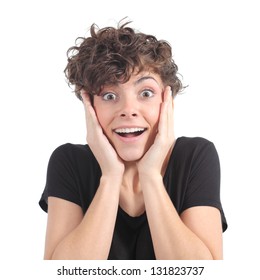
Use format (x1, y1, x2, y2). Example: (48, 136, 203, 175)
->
(93, 71, 165, 162)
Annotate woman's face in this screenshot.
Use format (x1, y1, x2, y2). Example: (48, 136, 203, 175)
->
(93, 71, 164, 162)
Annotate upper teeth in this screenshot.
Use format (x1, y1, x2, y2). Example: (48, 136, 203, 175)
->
(114, 128, 145, 134)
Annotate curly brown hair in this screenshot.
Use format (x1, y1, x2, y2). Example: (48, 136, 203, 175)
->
(64, 21, 183, 100)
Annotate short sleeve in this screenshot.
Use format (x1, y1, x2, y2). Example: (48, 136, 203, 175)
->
(39, 144, 82, 212)
(182, 141, 227, 232)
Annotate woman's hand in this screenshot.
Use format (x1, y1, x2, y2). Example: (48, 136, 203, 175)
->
(137, 86, 175, 177)
(81, 91, 125, 179)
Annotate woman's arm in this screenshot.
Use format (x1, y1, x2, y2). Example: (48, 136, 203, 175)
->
(44, 175, 121, 260)
(139, 173, 223, 259)
(44, 91, 124, 260)
(137, 87, 223, 259)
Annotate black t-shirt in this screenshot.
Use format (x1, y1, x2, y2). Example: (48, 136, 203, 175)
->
(39, 137, 227, 259)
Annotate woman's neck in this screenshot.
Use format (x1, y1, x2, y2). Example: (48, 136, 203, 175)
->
(121, 162, 140, 193)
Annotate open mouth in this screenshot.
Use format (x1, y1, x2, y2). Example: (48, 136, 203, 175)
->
(114, 127, 147, 138)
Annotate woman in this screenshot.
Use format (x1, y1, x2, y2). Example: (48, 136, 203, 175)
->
(39, 21, 227, 260)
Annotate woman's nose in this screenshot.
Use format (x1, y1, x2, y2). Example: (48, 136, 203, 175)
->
(119, 97, 138, 118)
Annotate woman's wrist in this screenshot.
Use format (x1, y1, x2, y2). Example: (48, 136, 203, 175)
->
(138, 171, 163, 188)
(100, 173, 123, 189)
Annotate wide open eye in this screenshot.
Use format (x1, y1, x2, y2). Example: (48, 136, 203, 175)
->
(102, 92, 117, 101)
(140, 89, 154, 98)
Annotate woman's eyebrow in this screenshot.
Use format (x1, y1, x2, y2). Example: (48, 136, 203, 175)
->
(134, 76, 159, 86)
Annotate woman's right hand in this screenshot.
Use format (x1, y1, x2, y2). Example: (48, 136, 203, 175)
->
(81, 90, 125, 179)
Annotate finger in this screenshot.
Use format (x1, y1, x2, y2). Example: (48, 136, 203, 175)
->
(163, 86, 172, 102)
(80, 90, 92, 106)
(157, 97, 168, 138)
(162, 87, 172, 135)
(156, 86, 170, 136)
(166, 87, 173, 118)
(166, 89, 174, 140)
(80, 91, 95, 118)
(162, 86, 174, 139)
(80, 92, 99, 133)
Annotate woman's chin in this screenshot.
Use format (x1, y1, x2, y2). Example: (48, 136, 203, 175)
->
(117, 150, 144, 163)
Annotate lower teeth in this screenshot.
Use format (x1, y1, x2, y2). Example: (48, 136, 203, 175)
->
(118, 131, 143, 137)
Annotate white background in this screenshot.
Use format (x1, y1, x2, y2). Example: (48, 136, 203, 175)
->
(1, 0, 259, 278)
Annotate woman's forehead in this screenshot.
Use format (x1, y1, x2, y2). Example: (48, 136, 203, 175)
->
(103, 71, 163, 89)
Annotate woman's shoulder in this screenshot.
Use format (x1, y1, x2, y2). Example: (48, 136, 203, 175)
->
(51, 142, 91, 153)
(48, 143, 95, 164)
(173, 136, 218, 161)
(176, 136, 215, 150)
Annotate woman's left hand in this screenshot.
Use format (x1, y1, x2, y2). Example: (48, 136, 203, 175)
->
(137, 86, 175, 177)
